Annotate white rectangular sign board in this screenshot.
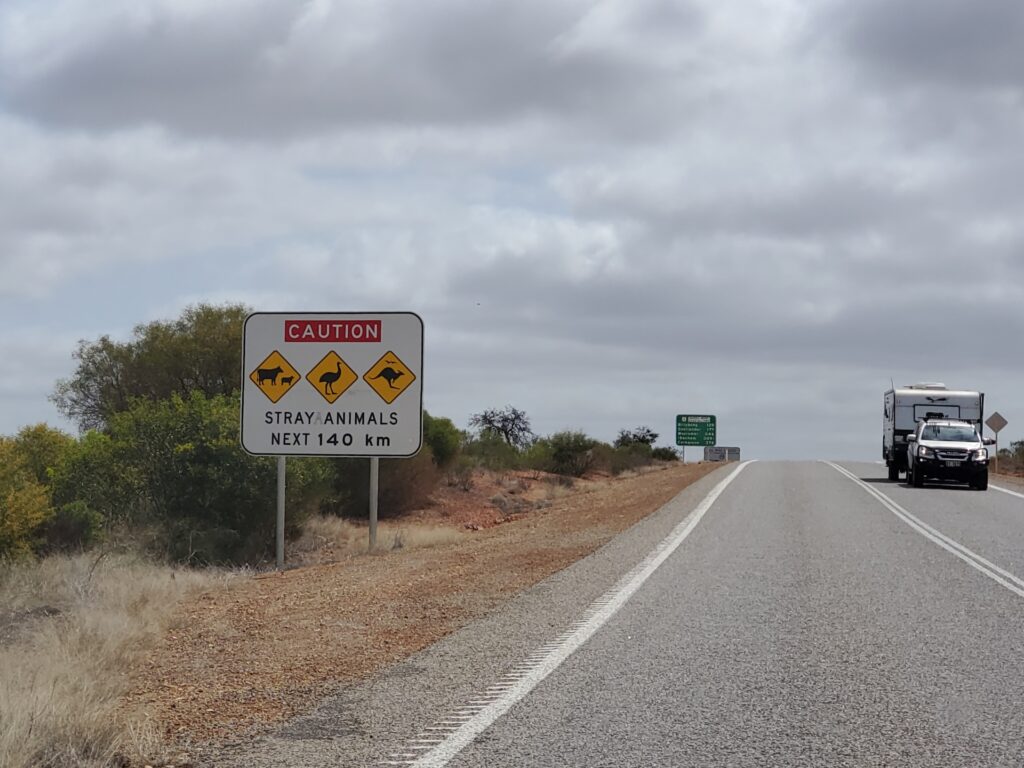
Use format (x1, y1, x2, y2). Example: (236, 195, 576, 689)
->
(241, 312, 423, 456)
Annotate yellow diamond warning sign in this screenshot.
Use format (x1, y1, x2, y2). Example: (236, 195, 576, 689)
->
(306, 351, 358, 404)
(249, 351, 300, 404)
(363, 351, 416, 404)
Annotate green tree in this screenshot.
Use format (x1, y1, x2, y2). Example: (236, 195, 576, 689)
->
(0, 439, 53, 558)
(52, 303, 250, 431)
(614, 427, 659, 448)
(422, 412, 461, 468)
(89, 391, 328, 563)
(13, 423, 75, 487)
(50, 430, 140, 526)
(469, 406, 534, 449)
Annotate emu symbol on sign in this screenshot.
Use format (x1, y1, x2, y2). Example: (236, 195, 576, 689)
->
(319, 362, 345, 395)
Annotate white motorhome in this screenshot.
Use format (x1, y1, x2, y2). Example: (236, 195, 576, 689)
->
(883, 383, 984, 480)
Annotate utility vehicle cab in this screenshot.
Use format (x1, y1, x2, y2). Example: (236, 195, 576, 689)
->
(906, 418, 994, 490)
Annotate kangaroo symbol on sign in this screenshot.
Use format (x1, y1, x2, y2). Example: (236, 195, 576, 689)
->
(372, 367, 405, 390)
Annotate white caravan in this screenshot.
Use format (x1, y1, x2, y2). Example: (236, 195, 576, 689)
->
(883, 383, 984, 480)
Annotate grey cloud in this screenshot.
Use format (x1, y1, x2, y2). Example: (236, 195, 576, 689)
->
(435, 251, 1024, 375)
(820, 0, 1024, 93)
(2, 0, 704, 139)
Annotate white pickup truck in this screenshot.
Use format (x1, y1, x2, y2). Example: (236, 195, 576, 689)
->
(883, 383, 984, 480)
(906, 418, 995, 490)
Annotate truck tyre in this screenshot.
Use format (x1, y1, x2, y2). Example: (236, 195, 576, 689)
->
(888, 462, 899, 481)
(912, 464, 924, 488)
(974, 473, 988, 491)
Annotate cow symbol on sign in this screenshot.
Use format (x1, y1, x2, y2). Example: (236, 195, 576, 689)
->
(257, 366, 284, 386)
(249, 351, 300, 403)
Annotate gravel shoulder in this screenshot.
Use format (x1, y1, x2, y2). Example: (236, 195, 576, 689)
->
(122, 461, 720, 757)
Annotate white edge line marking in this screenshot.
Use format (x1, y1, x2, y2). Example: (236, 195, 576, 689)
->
(394, 460, 755, 768)
(992, 484, 1024, 501)
(824, 462, 1024, 599)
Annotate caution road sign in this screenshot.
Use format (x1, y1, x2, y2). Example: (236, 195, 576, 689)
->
(306, 351, 358, 404)
(241, 312, 423, 456)
(363, 351, 416, 404)
(249, 351, 300, 403)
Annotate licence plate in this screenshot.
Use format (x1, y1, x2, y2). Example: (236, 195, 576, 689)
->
(944, 460, 962, 467)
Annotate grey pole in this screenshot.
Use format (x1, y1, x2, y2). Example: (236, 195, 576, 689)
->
(276, 456, 286, 570)
(369, 457, 379, 550)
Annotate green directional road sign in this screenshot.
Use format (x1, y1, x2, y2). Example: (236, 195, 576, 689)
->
(676, 414, 717, 446)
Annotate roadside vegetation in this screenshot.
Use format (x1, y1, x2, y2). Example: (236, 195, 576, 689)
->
(995, 440, 1024, 476)
(0, 302, 682, 765)
(0, 553, 236, 767)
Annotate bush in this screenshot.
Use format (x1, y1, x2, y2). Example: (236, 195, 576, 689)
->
(423, 412, 461, 469)
(41, 501, 105, 552)
(325, 451, 439, 519)
(463, 432, 522, 471)
(522, 440, 555, 473)
(612, 444, 653, 474)
(50, 431, 141, 528)
(91, 392, 329, 564)
(0, 439, 53, 558)
(445, 455, 476, 491)
(614, 427, 658, 449)
(12, 424, 75, 488)
(547, 431, 598, 477)
(651, 446, 680, 461)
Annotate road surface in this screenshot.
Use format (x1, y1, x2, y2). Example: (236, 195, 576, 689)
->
(224, 462, 1024, 767)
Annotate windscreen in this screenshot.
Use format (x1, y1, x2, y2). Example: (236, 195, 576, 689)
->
(921, 425, 977, 442)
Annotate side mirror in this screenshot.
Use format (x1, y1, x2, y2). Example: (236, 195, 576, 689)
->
(907, 435, 917, 443)
(983, 437, 996, 446)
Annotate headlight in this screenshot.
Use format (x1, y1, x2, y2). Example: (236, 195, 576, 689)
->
(919, 446, 934, 458)
(973, 448, 988, 461)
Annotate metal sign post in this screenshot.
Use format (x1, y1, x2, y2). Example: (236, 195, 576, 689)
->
(986, 412, 1009, 475)
(276, 457, 286, 570)
(369, 457, 379, 550)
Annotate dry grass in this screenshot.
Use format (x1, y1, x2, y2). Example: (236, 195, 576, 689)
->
(292, 515, 464, 563)
(0, 553, 236, 768)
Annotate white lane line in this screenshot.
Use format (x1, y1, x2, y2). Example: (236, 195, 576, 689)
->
(383, 460, 755, 768)
(992, 485, 1024, 501)
(826, 462, 1024, 599)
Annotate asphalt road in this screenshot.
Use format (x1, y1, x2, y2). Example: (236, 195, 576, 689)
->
(225, 462, 1024, 767)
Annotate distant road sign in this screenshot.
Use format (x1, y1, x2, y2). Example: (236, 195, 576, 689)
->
(704, 446, 741, 462)
(676, 415, 717, 446)
(986, 412, 1008, 434)
(241, 312, 423, 457)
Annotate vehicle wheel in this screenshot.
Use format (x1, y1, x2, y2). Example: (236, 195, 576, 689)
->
(906, 464, 914, 486)
(976, 473, 988, 491)
(888, 462, 899, 481)
(912, 464, 924, 487)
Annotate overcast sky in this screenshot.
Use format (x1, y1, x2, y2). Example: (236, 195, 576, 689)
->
(2, 0, 1022, 460)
